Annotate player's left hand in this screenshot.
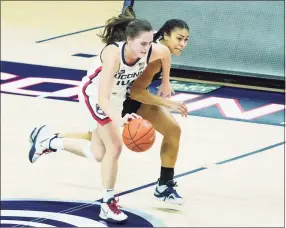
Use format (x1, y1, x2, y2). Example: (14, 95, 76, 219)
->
(157, 81, 175, 98)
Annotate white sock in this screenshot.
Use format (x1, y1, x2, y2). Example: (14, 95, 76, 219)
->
(82, 142, 95, 160)
(49, 137, 64, 150)
(103, 188, 115, 203)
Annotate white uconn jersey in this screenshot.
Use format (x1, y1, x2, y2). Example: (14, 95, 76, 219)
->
(79, 41, 152, 127)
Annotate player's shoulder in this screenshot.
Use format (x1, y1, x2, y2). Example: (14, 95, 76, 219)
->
(101, 43, 120, 61)
(103, 43, 120, 54)
(152, 41, 169, 49)
(153, 42, 171, 53)
(149, 42, 171, 62)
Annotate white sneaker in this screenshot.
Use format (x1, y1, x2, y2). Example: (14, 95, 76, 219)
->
(28, 125, 57, 163)
(99, 198, 128, 224)
(154, 179, 185, 205)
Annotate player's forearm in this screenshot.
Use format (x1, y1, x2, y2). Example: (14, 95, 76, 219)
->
(161, 49, 171, 84)
(161, 71, 170, 84)
(130, 88, 172, 108)
(161, 58, 170, 84)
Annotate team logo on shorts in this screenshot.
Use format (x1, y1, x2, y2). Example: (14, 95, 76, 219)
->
(1, 199, 165, 227)
(96, 104, 107, 116)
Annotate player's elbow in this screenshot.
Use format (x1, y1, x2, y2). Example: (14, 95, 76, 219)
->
(130, 86, 144, 100)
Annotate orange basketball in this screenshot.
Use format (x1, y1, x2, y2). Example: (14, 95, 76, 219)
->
(122, 119, 156, 152)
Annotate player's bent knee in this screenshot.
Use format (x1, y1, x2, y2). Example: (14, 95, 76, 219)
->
(172, 122, 181, 136)
(95, 153, 104, 162)
(106, 142, 123, 159)
(112, 143, 123, 159)
(165, 122, 181, 138)
(83, 142, 96, 160)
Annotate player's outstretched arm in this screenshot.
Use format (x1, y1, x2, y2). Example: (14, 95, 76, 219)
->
(130, 60, 188, 117)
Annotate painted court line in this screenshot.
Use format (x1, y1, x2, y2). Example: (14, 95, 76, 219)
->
(36, 26, 104, 43)
(10, 141, 283, 226)
(216, 141, 285, 165)
(117, 141, 284, 197)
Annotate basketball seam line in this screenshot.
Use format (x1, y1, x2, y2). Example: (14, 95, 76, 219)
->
(126, 121, 154, 151)
(125, 127, 154, 146)
(128, 120, 142, 141)
(131, 128, 153, 151)
(127, 120, 144, 151)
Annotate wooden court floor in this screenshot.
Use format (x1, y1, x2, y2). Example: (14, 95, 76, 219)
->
(1, 1, 284, 227)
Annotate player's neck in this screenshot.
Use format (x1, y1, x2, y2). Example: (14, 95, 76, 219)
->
(159, 39, 167, 46)
(124, 44, 139, 64)
(159, 39, 172, 54)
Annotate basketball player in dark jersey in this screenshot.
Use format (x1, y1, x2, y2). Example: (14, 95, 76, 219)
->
(123, 19, 190, 205)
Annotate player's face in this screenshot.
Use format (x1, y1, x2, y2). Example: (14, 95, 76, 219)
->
(165, 28, 189, 56)
(128, 31, 154, 58)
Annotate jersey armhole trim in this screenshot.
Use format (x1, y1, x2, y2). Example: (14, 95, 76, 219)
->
(146, 45, 153, 64)
(100, 42, 119, 63)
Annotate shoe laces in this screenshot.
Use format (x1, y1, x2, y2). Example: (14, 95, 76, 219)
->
(165, 180, 179, 195)
(108, 198, 122, 215)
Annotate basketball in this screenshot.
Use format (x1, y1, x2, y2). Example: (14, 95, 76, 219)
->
(122, 119, 156, 152)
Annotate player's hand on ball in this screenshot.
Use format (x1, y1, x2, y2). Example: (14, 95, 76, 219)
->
(168, 101, 188, 117)
(121, 113, 142, 126)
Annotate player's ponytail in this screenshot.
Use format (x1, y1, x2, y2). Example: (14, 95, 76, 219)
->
(98, 6, 137, 44)
(153, 19, 189, 42)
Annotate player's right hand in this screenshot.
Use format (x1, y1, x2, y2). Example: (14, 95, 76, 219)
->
(121, 113, 142, 126)
(168, 101, 188, 117)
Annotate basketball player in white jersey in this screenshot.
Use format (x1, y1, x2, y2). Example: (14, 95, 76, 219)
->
(28, 7, 187, 224)
(59, 19, 190, 206)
